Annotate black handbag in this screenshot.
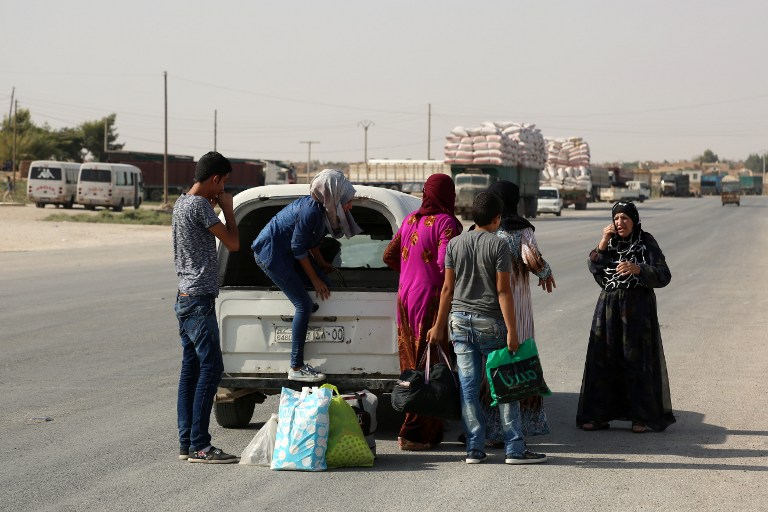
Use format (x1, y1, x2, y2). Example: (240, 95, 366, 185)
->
(391, 345, 461, 420)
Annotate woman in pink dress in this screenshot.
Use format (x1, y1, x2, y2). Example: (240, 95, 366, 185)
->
(383, 173, 463, 450)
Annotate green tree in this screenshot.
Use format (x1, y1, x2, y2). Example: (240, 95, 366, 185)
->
(50, 127, 85, 162)
(0, 109, 57, 166)
(697, 149, 719, 163)
(80, 113, 124, 161)
(744, 153, 767, 174)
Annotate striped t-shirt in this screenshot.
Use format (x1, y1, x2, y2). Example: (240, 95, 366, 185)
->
(172, 194, 221, 296)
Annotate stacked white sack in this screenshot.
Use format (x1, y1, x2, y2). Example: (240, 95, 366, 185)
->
(542, 137, 591, 189)
(444, 122, 546, 169)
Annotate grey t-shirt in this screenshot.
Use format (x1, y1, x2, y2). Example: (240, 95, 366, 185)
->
(445, 229, 512, 319)
(172, 194, 222, 296)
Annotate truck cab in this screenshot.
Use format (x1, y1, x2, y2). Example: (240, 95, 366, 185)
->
(453, 173, 492, 220)
(537, 186, 562, 216)
(721, 176, 740, 206)
(626, 181, 650, 201)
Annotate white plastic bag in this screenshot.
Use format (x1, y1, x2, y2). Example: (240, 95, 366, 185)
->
(239, 413, 278, 466)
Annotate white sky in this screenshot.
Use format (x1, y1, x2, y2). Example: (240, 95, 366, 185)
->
(2, 0, 767, 164)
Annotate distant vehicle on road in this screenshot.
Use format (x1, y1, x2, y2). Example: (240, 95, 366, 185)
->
(721, 176, 740, 206)
(27, 160, 80, 209)
(76, 163, 143, 211)
(537, 186, 563, 216)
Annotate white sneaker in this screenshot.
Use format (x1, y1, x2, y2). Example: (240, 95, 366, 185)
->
(288, 364, 326, 382)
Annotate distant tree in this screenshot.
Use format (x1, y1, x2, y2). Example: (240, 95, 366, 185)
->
(0, 109, 57, 165)
(697, 149, 719, 163)
(744, 153, 767, 174)
(80, 113, 124, 161)
(51, 127, 85, 162)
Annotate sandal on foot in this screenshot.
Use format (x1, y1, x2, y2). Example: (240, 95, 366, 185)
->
(632, 423, 647, 434)
(398, 437, 432, 451)
(581, 421, 610, 431)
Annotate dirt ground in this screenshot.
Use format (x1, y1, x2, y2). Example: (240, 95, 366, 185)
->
(0, 203, 170, 252)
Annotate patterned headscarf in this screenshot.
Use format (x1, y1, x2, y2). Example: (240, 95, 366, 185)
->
(603, 201, 645, 290)
(612, 201, 641, 232)
(310, 169, 362, 239)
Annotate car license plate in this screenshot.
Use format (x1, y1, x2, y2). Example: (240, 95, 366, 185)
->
(274, 326, 345, 343)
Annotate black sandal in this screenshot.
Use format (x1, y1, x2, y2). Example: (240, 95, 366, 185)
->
(581, 421, 610, 431)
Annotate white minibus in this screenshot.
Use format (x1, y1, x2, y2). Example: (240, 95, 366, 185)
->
(27, 160, 81, 208)
(76, 163, 143, 211)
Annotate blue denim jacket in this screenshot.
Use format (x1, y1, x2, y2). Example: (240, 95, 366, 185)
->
(251, 196, 328, 272)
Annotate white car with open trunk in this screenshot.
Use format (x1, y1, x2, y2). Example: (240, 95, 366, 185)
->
(213, 184, 421, 427)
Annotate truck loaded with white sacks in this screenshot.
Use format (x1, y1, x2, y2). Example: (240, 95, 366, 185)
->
(444, 121, 545, 218)
(539, 136, 592, 211)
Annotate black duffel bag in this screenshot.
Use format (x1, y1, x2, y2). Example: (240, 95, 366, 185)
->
(391, 344, 461, 420)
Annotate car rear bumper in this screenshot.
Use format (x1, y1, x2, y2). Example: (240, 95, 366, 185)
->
(219, 373, 400, 394)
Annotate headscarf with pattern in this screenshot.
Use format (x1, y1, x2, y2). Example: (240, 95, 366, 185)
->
(310, 169, 362, 239)
(603, 201, 645, 290)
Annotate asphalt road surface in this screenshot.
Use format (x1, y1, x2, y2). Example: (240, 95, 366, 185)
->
(1, 196, 766, 511)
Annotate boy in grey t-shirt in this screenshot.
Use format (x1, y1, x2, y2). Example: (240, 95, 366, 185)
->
(427, 192, 547, 465)
(172, 151, 240, 464)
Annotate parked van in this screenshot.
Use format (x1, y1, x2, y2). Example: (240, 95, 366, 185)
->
(537, 186, 563, 216)
(76, 163, 143, 211)
(213, 184, 421, 427)
(27, 160, 80, 208)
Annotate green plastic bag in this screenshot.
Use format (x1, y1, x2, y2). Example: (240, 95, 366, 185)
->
(485, 338, 552, 406)
(321, 384, 375, 468)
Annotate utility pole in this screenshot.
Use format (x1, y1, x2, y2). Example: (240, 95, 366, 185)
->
(357, 120, 374, 179)
(427, 103, 431, 160)
(104, 118, 108, 160)
(300, 141, 319, 184)
(12, 100, 17, 189)
(163, 71, 169, 208)
(7, 87, 14, 127)
(214, 109, 217, 152)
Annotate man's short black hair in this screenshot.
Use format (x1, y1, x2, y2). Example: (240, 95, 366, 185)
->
(195, 151, 232, 182)
(472, 191, 503, 226)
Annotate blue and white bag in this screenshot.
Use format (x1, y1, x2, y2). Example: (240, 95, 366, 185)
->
(271, 386, 332, 471)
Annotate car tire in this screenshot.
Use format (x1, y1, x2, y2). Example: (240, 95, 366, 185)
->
(214, 393, 260, 428)
(556, 210, 561, 217)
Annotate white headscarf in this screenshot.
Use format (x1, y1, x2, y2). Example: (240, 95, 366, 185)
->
(310, 169, 362, 239)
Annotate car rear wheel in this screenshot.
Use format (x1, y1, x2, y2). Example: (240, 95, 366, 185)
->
(214, 392, 262, 428)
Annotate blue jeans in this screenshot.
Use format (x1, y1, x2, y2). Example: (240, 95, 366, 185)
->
(450, 311, 525, 456)
(175, 294, 224, 452)
(255, 255, 330, 369)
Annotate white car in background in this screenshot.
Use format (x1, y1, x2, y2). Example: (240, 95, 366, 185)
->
(537, 186, 563, 216)
(213, 184, 420, 427)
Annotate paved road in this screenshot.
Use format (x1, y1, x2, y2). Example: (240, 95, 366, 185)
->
(1, 196, 766, 511)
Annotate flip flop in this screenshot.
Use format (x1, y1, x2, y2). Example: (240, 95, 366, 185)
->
(632, 423, 647, 434)
(581, 421, 610, 431)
